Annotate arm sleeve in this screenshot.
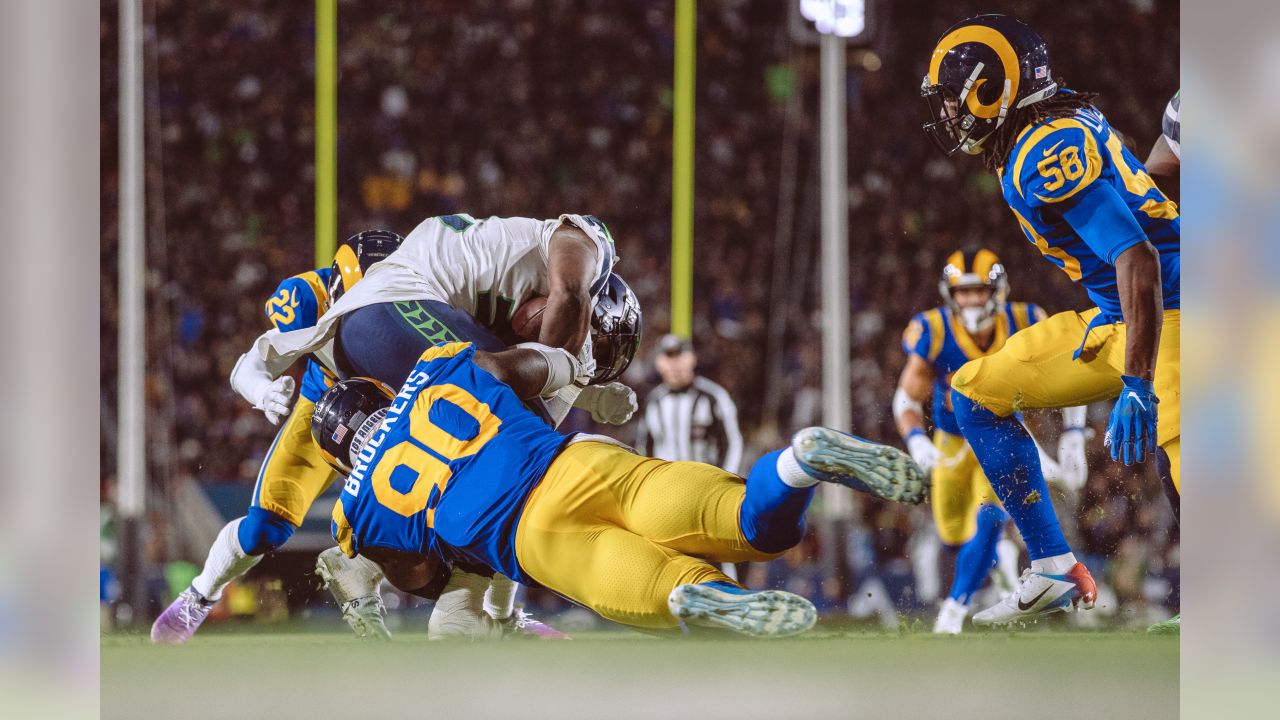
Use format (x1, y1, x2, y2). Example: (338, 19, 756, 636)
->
(708, 386, 744, 474)
(901, 315, 930, 359)
(1059, 182, 1149, 265)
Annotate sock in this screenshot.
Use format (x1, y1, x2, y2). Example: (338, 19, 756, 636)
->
(191, 518, 262, 601)
(1030, 552, 1078, 575)
(775, 448, 819, 488)
(951, 392, 1071, 561)
(738, 450, 817, 553)
(483, 573, 517, 620)
(948, 504, 1006, 605)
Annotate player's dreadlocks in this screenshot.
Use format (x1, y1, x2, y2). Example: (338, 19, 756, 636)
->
(984, 88, 1100, 171)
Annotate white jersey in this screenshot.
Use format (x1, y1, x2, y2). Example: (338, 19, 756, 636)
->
(254, 213, 616, 378)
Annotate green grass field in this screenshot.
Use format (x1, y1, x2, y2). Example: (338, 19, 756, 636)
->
(102, 625, 1177, 720)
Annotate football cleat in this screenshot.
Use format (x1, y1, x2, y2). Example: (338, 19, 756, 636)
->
(499, 609, 571, 640)
(150, 588, 216, 645)
(791, 427, 929, 504)
(1147, 614, 1180, 635)
(932, 597, 969, 635)
(972, 563, 1097, 626)
(667, 583, 816, 638)
(315, 547, 391, 641)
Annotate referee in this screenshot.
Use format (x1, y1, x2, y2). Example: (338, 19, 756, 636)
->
(636, 334, 744, 475)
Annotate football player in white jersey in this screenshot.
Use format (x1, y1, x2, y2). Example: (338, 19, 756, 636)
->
(239, 213, 639, 639)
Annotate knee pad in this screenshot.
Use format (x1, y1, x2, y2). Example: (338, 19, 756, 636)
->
(237, 507, 296, 556)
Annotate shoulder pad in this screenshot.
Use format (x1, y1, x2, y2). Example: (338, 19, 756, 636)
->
(266, 271, 327, 331)
(1011, 118, 1103, 206)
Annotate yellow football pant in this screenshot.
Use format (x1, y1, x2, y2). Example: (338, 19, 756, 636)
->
(931, 430, 1001, 546)
(952, 307, 1180, 491)
(514, 442, 784, 629)
(252, 397, 337, 526)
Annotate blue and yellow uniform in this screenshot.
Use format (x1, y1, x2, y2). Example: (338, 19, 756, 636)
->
(334, 342, 793, 628)
(904, 301, 1043, 544)
(252, 268, 339, 527)
(952, 101, 1181, 487)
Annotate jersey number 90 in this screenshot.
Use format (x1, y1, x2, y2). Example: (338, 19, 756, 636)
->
(370, 384, 502, 525)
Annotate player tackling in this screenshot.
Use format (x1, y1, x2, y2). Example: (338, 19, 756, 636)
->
(921, 14, 1180, 625)
(313, 336, 928, 637)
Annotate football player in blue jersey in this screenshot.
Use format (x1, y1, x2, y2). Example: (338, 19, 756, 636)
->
(921, 14, 1180, 625)
(895, 248, 1088, 634)
(312, 294, 928, 637)
(151, 230, 404, 644)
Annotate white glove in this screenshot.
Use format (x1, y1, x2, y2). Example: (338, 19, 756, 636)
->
(230, 351, 296, 425)
(576, 337, 598, 386)
(1057, 428, 1088, 491)
(574, 382, 638, 424)
(905, 430, 939, 474)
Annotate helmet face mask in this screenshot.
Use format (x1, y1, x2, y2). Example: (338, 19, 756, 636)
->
(589, 274, 643, 384)
(921, 79, 992, 156)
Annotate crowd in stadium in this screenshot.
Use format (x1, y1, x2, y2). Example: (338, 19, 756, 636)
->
(101, 0, 1179, 627)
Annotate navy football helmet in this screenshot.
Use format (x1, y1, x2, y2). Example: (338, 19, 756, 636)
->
(921, 14, 1058, 156)
(328, 229, 405, 303)
(589, 273, 642, 384)
(311, 377, 396, 474)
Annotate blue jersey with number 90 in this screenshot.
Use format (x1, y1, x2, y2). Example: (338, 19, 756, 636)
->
(331, 342, 569, 584)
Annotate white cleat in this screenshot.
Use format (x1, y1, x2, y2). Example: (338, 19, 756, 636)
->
(315, 547, 391, 641)
(932, 598, 968, 635)
(971, 563, 1097, 627)
(791, 427, 929, 504)
(667, 584, 816, 638)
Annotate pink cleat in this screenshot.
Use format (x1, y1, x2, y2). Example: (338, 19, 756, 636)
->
(501, 609, 570, 640)
(150, 588, 216, 644)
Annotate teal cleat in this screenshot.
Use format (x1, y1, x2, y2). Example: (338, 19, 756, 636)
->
(667, 584, 816, 638)
(791, 426, 930, 504)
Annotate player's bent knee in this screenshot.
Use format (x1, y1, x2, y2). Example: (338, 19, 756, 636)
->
(937, 522, 970, 547)
(237, 507, 296, 556)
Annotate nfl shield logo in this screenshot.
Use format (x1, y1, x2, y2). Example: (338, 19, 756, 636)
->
(1034, 65, 1048, 80)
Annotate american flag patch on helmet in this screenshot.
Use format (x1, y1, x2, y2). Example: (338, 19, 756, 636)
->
(1034, 65, 1048, 79)
(331, 425, 348, 444)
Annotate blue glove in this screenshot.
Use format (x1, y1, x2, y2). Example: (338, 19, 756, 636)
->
(1105, 375, 1158, 465)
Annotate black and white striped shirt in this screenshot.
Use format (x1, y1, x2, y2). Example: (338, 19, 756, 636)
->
(636, 377, 743, 473)
(1162, 90, 1180, 159)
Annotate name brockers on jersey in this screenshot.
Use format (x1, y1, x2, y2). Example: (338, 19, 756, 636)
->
(343, 369, 432, 498)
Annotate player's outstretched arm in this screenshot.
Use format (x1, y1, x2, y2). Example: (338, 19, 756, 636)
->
(1114, 241, 1164, 382)
(540, 223, 600, 353)
(894, 354, 939, 472)
(474, 344, 585, 400)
